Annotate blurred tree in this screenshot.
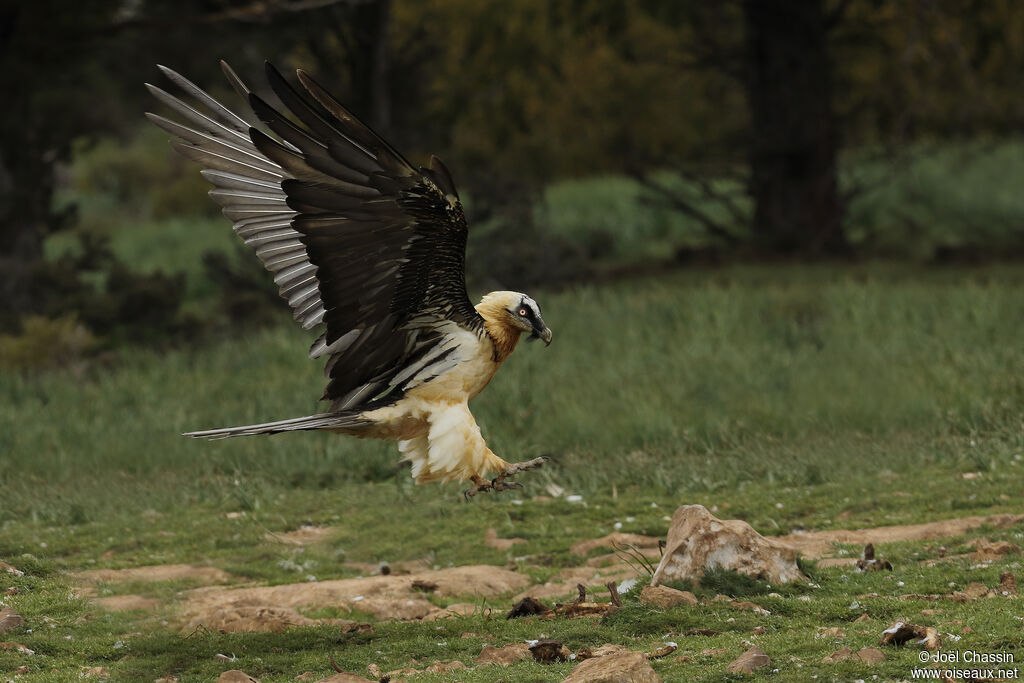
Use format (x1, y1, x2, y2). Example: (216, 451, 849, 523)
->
(743, 0, 844, 254)
(0, 0, 121, 329)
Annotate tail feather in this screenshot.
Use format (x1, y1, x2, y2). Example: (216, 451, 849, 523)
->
(183, 412, 367, 439)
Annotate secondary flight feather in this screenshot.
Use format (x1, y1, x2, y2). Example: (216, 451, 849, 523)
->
(147, 61, 552, 497)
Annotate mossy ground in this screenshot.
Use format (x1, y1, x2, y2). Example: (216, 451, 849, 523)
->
(2, 265, 1024, 681)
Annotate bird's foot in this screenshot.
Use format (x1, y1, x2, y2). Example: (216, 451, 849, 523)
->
(464, 475, 493, 500)
(492, 455, 551, 490)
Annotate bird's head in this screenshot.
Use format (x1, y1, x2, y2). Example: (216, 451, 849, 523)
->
(478, 291, 552, 346)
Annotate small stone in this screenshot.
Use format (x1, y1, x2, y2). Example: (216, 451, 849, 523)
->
(0, 606, 24, 634)
(822, 647, 853, 663)
(856, 647, 885, 664)
(726, 646, 771, 674)
(638, 585, 698, 608)
(475, 643, 531, 666)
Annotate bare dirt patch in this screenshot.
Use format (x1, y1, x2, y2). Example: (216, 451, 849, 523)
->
(778, 514, 1024, 559)
(74, 564, 234, 585)
(570, 532, 660, 556)
(180, 565, 529, 626)
(93, 595, 162, 612)
(264, 525, 336, 546)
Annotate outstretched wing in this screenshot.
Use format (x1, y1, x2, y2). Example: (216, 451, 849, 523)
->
(147, 61, 484, 410)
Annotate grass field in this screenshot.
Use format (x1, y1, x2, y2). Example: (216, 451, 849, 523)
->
(2, 265, 1024, 680)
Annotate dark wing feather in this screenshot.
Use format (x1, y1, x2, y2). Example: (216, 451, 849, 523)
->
(148, 61, 484, 411)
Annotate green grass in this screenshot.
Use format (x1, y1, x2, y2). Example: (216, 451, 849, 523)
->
(2, 266, 1024, 680)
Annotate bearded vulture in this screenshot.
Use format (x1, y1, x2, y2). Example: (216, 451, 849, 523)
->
(146, 62, 552, 497)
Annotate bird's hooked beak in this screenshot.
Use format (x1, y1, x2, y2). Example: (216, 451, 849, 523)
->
(528, 318, 553, 346)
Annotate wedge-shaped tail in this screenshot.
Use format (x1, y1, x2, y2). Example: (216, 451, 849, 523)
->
(184, 412, 368, 439)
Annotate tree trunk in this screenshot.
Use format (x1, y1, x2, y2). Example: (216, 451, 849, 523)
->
(347, 0, 391, 136)
(743, 0, 844, 254)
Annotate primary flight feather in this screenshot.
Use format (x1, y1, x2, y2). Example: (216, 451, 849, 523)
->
(147, 61, 552, 497)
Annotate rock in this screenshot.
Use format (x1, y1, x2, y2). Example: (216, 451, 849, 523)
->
(530, 639, 570, 663)
(822, 647, 853, 663)
(879, 622, 941, 651)
(726, 646, 771, 674)
(563, 650, 662, 683)
(0, 606, 24, 634)
(475, 643, 531, 666)
(424, 660, 467, 673)
(183, 605, 318, 633)
(856, 647, 886, 664)
(484, 528, 525, 550)
(999, 572, 1017, 596)
(0, 563, 24, 576)
(571, 533, 660, 556)
(950, 582, 992, 602)
(651, 505, 806, 586)
(638, 585, 698, 608)
(217, 673, 258, 683)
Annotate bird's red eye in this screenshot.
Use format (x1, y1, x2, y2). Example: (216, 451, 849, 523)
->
(519, 309, 528, 316)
